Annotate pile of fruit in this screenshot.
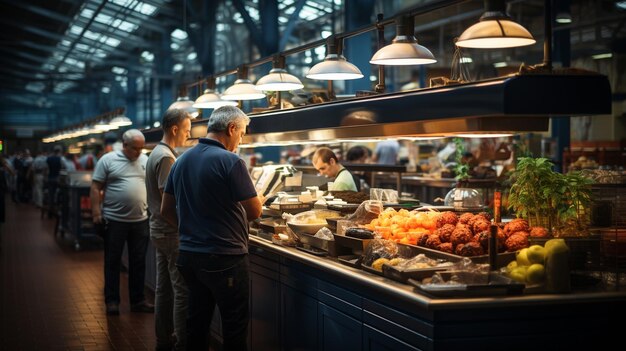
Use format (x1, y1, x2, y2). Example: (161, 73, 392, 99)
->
(504, 238, 571, 292)
(362, 208, 548, 257)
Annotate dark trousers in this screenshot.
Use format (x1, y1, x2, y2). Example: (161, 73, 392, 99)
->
(103, 218, 150, 305)
(177, 251, 250, 351)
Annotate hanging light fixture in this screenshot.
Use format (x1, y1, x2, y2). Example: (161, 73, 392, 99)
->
(306, 36, 363, 80)
(256, 55, 304, 91)
(222, 66, 267, 100)
(168, 87, 199, 118)
(370, 15, 436, 66)
(109, 108, 132, 127)
(455, 0, 536, 49)
(193, 77, 238, 108)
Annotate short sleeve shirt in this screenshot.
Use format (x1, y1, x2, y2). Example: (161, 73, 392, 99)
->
(92, 151, 148, 222)
(330, 166, 357, 191)
(145, 143, 177, 237)
(164, 138, 257, 255)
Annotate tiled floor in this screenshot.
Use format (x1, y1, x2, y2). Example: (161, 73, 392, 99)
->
(0, 196, 156, 350)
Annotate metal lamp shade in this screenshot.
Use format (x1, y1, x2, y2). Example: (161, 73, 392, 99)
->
(193, 89, 238, 108)
(109, 116, 132, 127)
(255, 68, 304, 91)
(456, 18, 536, 49)
(306, 54, 364, 80)
(370, 36, 436, 65)
(168, 96, 199, 118)
(222, 79, 266, 100)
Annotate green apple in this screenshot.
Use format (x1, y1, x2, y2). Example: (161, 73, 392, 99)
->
(509, 266, 527, 283)
(526, 263, 546, 284)
(526, 245, 547, 264)
(516, 248, 531, 266)
(545, 238, 568, 253)
(506, 260, 518, 272)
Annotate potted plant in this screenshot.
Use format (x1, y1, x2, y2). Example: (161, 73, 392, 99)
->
(508, 157, 558, 229)
(508, 157, 594, 236)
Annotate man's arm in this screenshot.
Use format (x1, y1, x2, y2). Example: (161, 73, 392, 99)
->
(240, 195, 263, 222)
(160, 192, 178, 228)
(90, 180, 105, 224)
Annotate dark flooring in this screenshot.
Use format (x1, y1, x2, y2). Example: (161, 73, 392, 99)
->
(0, 196, 156, 350)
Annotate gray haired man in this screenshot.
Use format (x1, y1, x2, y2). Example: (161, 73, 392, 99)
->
(91, 129, 154, 316)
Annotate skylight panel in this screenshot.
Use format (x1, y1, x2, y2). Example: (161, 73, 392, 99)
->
(171, 29, 188, 40)
(300, 7, 319, 20)
(173, 63, 183, 72)
(112, 19, 138, 32)
(26, 82, 45, 93)
(103, 37, 121, 47)
(246, 6, 260, 21)
(136, 2, 158, 16)
(61, 40, 72, 47)
(187, 52, 197, 61)
(112, 66, 127, 75)
(69, 25, 84, 35)
(279, 0, 295, 10)
(75, 43, 90, 52)
(95, 13, 113, 25)
(80, 8, 95, 19)
(141, 50, 154, 62)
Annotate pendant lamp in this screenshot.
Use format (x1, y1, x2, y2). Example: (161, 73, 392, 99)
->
(168, 87, 199, 118)
(456, 0, 536, 49)
(370, 15, 436, 66)
(306, 37, 363, 80)
(222, 66, 266, 101)
(256, 55, 304, 91)
(193, 77, 238, 108)
(109, 108, 132, 127)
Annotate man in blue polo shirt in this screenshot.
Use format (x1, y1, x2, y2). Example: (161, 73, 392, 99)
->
(161, 105, 263, 351)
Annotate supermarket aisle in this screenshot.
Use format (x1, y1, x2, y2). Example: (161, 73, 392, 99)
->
(0, 197, 156, 350)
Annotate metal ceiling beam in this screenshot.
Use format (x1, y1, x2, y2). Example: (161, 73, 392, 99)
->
(9, 1, 74, 23)
(279, 0, 306, 51)
(95, 2, 169, 33)
(3, 18, 66, 42)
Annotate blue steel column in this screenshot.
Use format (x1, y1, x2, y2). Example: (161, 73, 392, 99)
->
(551, 0, 570, 172)
(344, 0, 375, 93)
(157, 29, 173, 117)
(259, 0, 279, 56)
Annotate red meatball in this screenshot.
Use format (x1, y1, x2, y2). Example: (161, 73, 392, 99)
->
(438, 242, 454, 254)
(437, 211, 458, 228)
(435, 224, 456, 243)
(457, 242, 485, 256)
(418, 233, 430, 247)
(505, 233, 529, 252)
(450, 226, 473, 247)
(478, 212, 492, 221)
(474, 230, 506, 252)
(459, 212, 474, 224)
(425, 235, 442, 249)
(504, 219, 529, 237)
(530, 226, 549, 238)
(472, 219, 491, 235)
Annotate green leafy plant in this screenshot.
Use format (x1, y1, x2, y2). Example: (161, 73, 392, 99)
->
(453, 137, 470, 183)
(508, 157, 594, 235)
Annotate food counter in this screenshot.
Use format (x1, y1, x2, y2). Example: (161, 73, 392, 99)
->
(241, 235, 624, 350)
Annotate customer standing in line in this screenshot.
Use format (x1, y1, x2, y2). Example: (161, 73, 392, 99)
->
(91, 129, 154, 316)
(146, 109, 191, 350)
(161, 105, 263, 351)
(0, 153, 15, 252)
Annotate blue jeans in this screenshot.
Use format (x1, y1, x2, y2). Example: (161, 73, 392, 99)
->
(176, 251, 249, 351)
(152, 236, 188, 350)
(103, 218, 149, 305)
